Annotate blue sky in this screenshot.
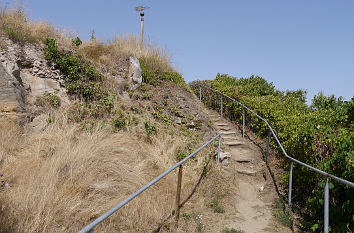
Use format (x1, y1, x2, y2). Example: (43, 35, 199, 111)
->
(16, 0, 354, 102)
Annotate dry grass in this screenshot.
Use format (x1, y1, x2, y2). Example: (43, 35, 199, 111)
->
(0, 5, 75, 48)
(0, 4, 209, 233)
(78, 35, 174, 78)
(0, 107, 213, 232)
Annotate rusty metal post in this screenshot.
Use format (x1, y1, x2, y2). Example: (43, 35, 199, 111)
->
(175, 165, 183, 227)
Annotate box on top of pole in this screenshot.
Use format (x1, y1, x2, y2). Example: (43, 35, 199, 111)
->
(135, 5, 150, 48)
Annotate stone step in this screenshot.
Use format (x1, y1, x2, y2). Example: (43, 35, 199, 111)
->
(218, 127, 233, 131)
(222, 136, 241, 140)
(223, 141, 246, 146)
(236, 169, 256, 176)
(219, 131, 236, 135)
(235, 158, 252, 163)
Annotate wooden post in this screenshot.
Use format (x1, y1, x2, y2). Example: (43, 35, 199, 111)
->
(175, 165, 183, 227)
(140, 12, 144, 48)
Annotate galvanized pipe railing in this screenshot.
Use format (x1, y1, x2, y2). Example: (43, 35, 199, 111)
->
(196, 83, 354, 233)
(78, 133, 222, 233)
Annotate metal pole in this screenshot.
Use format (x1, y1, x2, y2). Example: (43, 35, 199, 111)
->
(242, 107, 245, 138)
(266, 129, 271, 162)
(220, 95, 223, 117)
(324, 177, 329, 233)
(140, 12, 144, 48)
(175, 165, 183, 227)
(288, 162, 293, 208)
(217, 134, 221, 166)
(199, 86, 202, 101)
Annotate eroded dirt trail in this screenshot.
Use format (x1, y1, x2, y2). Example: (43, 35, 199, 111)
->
(162, 110, 291, 233)
(205, 110, 290, 233)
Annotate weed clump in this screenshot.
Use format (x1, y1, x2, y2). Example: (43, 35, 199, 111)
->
(223, 228, 245, 233)
(144, 121, 156, 138)
(274, 198, 293, 228)
(36, 92, 61, 108)
(112, 116, 126, 130)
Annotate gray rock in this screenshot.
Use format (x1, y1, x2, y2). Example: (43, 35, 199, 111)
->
(0, 64, 25, 113)
(128, 56, 142, 90)
(219, 152, 231, 161)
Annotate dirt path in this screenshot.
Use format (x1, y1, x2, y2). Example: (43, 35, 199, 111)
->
(162, 110, 292, 233)
(209, 111, 280, 232)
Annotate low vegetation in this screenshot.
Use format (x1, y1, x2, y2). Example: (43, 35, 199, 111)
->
(191, 74, 353, 232)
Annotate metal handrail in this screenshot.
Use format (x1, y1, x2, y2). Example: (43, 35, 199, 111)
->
(78, 133, 222, 233)
(195, 83, 354, 233)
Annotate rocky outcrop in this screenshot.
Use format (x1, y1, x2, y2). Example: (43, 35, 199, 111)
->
(128, 56, 142, 90)
(0, 64, 25, 117)
(0, 35, 68, 121)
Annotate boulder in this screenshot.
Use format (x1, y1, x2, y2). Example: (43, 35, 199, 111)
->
(128, 56, 142, 90)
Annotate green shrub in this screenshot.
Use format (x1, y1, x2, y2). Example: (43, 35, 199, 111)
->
(138, 57, 187, 88)
(44, 38, 114, 121)
(191, 75, 354, 232)
(72, 37, 82, 47)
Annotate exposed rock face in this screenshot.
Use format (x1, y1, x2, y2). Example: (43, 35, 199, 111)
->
(128, 56, 142, 90)
(0, 64, 25, 117)
(0, 35, 68, 121)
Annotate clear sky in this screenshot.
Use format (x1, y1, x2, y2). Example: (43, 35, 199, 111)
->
(15, 0, 354, 102)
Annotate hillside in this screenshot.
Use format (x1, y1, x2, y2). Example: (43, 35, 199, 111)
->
(2, 5, 351, 233)
(0, 7, 222, 232)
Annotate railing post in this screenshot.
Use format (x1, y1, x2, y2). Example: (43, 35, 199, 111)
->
(324, 177, 329, 233)
(242, 107, 245, 138)
(266, 129, 271, 162)
(217, 134, 222, 166)
(288, 162, 293, 208)
(199, 86, 202, 101)
(220, 95, 223, 117)
(175, 165, 183, 227)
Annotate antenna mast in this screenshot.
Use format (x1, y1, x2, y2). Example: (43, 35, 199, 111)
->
(135, 6, 150, 48)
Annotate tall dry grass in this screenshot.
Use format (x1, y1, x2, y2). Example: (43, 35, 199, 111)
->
(0, 5, 75, 48)
(78, 35, 174, 77)
(0, 108, 213, 232)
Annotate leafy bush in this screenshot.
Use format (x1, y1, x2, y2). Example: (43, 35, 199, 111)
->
(138, 57, 187, 88)
(44, 38, 114, 120)
(191, 74, 354, 232)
